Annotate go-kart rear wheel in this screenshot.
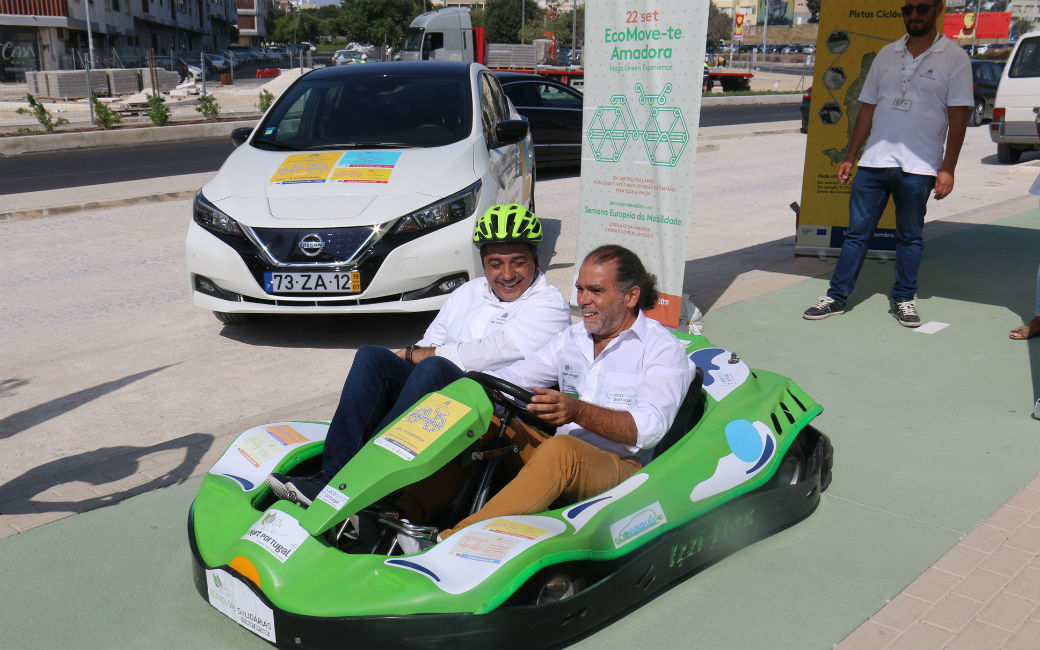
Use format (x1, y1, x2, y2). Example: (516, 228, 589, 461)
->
(535, 573, 587, 605)
(772, 437, 807, 487)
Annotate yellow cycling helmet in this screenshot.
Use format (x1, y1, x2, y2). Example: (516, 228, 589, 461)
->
(472, 204, 542, 248)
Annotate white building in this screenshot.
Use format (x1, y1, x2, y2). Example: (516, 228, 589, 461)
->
(0, 0, 238, 80)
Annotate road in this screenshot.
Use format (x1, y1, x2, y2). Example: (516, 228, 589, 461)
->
(0, 103, 801, 194)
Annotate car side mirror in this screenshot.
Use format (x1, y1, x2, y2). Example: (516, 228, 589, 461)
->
(230, 126, 253, 147)
(492, 119, 529, 148)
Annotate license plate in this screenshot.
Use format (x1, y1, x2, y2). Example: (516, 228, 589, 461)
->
(263, 271, 361, 294)
(205, 568, 276, 642)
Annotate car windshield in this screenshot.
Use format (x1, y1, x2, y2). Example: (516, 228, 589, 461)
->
(253, 72, 472, 150)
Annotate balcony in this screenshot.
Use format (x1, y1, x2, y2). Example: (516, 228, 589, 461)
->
(0, 0, 69, 16)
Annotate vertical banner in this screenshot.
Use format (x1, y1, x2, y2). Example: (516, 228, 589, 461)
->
(734, 13, 746, 39)
(795, 1, 918, 257)
(576, 0, 708, 328)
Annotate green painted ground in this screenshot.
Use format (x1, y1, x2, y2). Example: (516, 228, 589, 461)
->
(2, 210, 1038, 649)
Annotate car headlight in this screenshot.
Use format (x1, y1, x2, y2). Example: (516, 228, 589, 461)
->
(391, 181, 480, 236)
(193, 192, 243, 236)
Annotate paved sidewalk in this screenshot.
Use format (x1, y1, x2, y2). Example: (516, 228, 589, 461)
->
(839, 478, 1040, 650)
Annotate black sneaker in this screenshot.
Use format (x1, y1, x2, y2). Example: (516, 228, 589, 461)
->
(892, 299, 921, 328)
(803, 296, 845, 320)
(266, 471, 331, 507)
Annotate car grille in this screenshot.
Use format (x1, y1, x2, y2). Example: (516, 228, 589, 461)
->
(249, 226, 375, 265)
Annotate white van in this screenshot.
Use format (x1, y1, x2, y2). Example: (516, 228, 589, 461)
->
(990, 31, 1040, 163)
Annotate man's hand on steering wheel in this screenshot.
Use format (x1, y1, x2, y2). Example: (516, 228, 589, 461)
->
(465, 371, 555, 435)
(527, 386, 581, 428)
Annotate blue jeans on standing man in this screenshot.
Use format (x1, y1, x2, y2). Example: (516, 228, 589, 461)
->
(320, 345, 465, 476)
(827, 166, 936, 304)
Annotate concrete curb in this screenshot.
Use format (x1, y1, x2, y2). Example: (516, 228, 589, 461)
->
(0, 119, 258, 156)
(0, 189, 199, 222)
(701, 92, 802, 107)
(0, 93, 801, 156)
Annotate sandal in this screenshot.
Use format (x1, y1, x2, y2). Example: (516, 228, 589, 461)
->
(1010, 317, 1040, 340)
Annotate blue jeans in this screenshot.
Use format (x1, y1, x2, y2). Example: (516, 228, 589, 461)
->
(1035, 264, 1040, 317)
(320, 345, 465, 475)
(827, 166, 936, 304)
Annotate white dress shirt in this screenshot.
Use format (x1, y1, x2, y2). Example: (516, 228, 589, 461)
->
(416, 272, 570, 372)
(492, 311, 696, 462)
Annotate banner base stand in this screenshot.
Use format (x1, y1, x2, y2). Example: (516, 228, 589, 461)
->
(794, 246, 893, 262)
(678, 293, 703, 336)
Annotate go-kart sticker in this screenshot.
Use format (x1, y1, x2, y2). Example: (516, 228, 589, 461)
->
(269, 152, 340, 184)
(374, 393, 471, 461)
(689, 348, 750, 402)
(690, 419, 776, 502)
(209, 422, 329, 491)
(447, 531, 520, 564)
(384, 515, 566, 595)
(481, 518, 552, 540)
(242, 510, 309, 563)
(330, 151, 401, 183)
(237, 424, 309, 468)
(609, 501, 667, 548)
(206, 569, 276, 642)
(564, 472, 649, 533)
(316, 485, 349, 510)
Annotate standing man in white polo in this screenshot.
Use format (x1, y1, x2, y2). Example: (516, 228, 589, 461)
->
(803, 0, 972, 327)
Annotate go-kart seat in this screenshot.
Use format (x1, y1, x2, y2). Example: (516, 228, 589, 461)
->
(649, 367, 705, 460)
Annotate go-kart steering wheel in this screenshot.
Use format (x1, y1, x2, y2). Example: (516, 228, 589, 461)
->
(465, 371, 556, 435)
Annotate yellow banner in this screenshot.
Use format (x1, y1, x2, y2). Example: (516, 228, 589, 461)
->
(796, 1, 919, 257)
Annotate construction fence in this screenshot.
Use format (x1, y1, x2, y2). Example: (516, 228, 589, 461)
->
(0, 48, 322, 133)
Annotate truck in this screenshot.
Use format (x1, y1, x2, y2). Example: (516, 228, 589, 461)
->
(398, 7, 751, 91)
(398, 7, 582, 85)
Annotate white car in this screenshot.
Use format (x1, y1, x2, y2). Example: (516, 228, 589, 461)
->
(186, 61, 535, 323)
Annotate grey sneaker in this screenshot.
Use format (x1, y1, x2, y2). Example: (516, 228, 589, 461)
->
(803, 296, 845, 320)
(266, 471, 331, 507)
(893, 299, 921, 328)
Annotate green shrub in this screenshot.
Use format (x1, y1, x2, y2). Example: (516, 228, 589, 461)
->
(15, 93, 69, 133)
(257, 89, 274, 113)
(196, 94, 220, 120)
(146, 93, 170, 126)
(92, 96, 122, 130)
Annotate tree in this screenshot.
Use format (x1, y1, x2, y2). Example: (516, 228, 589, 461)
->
(707, 2, 731, 47)
(806, 0, 821, 23)
(1011, 17, 1033, 41)
(343, 0, 426, 47)
(485, 0, 541, 43)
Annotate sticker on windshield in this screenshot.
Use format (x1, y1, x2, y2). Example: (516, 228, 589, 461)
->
(269, 152, 339, 184)
(330, 151, 401, 184)
(374, 393, 471, 461)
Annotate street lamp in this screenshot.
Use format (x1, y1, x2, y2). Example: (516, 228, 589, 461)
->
(972, 0, 982, 55)
(83, 0, 96, 68)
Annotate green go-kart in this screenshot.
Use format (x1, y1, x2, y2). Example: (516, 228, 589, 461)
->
(188, 333, 833, 649)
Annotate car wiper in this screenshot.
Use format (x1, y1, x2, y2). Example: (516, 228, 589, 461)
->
(251, 137, 298, 151)
(304, 142, 411, 150)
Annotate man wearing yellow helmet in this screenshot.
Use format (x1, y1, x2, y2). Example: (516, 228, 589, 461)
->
(268, 204, 570, 506)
